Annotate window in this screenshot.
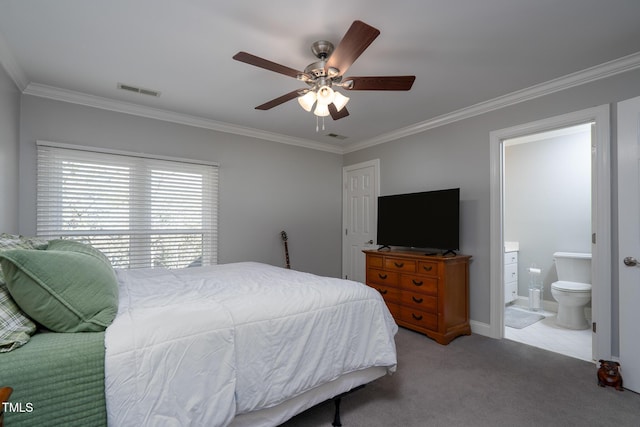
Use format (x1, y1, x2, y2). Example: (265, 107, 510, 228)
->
(36, 141, 218, 269)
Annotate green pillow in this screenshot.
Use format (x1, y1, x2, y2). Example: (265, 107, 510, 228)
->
(0, 240, 119, 333)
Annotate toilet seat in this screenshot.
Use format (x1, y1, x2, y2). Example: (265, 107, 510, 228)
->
(551, 280, 591, 293)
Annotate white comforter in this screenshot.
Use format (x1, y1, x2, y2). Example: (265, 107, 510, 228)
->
(105, 262, 398, 427)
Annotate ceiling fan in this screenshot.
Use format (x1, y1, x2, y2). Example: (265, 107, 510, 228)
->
(233, 20, 415, 125)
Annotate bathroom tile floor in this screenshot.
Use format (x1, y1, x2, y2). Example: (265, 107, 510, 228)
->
(505, 306, 593, 363)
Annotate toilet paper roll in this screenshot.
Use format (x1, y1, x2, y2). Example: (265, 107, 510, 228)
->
(528, 267, 541, 274)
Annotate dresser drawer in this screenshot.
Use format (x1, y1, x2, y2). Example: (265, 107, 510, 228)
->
(397, 306, 438, 330)
(384, 257, 416, 272)
(399, 275, 438, 295)
(400, 292, 437, 313)
(367, 268, 399, 286)
(367, 254, 384, 268)
(417, 261, 438, 276)
(369, 283, 401, 303)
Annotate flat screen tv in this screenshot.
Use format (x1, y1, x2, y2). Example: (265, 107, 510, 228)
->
(376, 188, 460, 252)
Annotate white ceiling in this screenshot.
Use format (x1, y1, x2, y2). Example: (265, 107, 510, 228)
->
(1, 0, 640, 153)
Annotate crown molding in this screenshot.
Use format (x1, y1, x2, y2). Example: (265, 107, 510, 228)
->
(0, 32, 28, 90)
(22, 83, 344, 154)
(344, 51, 640, 153)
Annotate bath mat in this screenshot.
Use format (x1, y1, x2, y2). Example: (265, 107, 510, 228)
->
(505, 307, 545, 329)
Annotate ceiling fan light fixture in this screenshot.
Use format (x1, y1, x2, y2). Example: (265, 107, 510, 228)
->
(297, 91, 317, 112)
(332, 91, 350, 112)
(314, 102, 330, 117)
(316, 85, 335, 106)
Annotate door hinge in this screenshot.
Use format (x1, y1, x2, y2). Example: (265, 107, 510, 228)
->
(592, 233, 596, 244)
(345, 228, 348, 236)
(592, 322, 596, 333)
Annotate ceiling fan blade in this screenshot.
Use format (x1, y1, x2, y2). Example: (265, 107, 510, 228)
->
(343, 76, 416, 91)
(233, 51, 301, 78)
(328, 104, 349, 120)
(325, 20, 380, 76)
(255, 90, 301, 110)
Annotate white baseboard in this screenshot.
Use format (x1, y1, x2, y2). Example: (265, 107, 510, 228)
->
(470, 320, 493, 338)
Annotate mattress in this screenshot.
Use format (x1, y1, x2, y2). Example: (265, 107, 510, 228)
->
(105, 262, 397, 426)
(0, 331, 107, 427)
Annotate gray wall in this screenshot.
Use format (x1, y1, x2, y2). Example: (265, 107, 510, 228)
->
(0, 65, 20, 233)
(9, 65, 640, 353)
(18, 96, 344, 277)
(343, 68, 640, 328)
(505, 129, 592, 300)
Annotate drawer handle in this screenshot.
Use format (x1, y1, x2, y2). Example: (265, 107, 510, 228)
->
(412, 279, 423, 286)
(412, 313, 423, 321)
(423, 265, 433, 272)
(378, 273, 388, 279)
(377, 288, 388, 295)
(412, 296, 423, 303)
(394, 261, 404, 268)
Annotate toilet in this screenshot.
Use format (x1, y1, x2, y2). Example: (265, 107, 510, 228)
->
(551, 252, 591, 330)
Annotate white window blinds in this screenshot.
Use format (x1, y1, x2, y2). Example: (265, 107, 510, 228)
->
(36, 142, 218, 269)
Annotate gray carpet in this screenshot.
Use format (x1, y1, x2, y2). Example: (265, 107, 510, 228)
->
(280, 327, 640, 427)
(504, 306, 545, 329)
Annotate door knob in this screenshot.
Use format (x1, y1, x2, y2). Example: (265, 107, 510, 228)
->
(623, 256, 638, 267)
(366, 240, 374, 244)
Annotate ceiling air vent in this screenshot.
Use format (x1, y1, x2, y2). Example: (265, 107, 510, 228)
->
(326, 133, 348, 140)
(117, 83, 161, 97)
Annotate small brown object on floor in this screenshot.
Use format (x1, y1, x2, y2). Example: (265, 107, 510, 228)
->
(597, 360, 624, 391)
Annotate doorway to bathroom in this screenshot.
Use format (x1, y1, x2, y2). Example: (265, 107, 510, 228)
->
(502, 124, 593, 361)
(489, 106, 612, 363)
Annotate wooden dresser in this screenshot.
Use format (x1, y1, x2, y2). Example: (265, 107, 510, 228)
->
(364, 250, 471, 345)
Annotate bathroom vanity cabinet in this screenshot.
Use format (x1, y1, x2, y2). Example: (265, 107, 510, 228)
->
(364, 250, 471, 345)
(504, 250, 518, 304)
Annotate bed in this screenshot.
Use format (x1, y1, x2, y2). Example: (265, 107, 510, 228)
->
(1, 254, 398, 426)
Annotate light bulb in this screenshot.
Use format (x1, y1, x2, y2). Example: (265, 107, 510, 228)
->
(316, 85, 335, 106)
(297, 91, 316, 112)
(332, 91, 350, 112)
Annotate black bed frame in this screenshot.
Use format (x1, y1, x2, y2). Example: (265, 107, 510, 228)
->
(331, 384, 366, 427)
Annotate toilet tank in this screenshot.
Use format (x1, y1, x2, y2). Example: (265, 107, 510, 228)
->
(553, 252, 591, 284)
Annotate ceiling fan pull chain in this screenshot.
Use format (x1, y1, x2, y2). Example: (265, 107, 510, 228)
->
(322, 116, 326, 131)
(316, 115, 319, 132)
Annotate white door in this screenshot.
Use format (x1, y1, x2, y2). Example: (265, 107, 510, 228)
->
(342, 160, 379, 282)
(618, 95, 640, 393)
